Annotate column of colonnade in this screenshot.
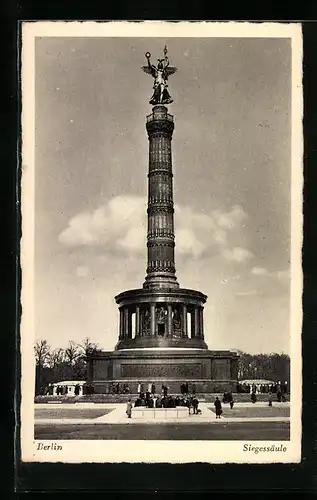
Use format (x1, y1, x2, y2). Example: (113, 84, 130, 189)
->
(119, 304, 204, 339)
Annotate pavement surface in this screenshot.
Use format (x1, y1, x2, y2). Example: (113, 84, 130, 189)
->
(35, 402, 290, 426)
(35, 421, 290, 440)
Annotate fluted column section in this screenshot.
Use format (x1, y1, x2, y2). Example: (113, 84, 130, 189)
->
(167, 304, 173, 336)
(150, 303, 156, 337)
(143, 105, 179, 290)
(182, 304, 188, 337)
(119, 308, 124, 339)
(199, 307, 204, 339)
(135, 306, 140, 337)
(194, 307, 200, 338)
(124, 308, 129, 338)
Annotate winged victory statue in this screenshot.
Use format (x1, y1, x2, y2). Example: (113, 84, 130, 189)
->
(142, 46, 177, 105)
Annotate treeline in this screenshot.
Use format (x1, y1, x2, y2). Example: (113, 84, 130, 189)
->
(34, 339, 290, 395)
(34, 338, 101, 396)
(236, 350, 290, 385)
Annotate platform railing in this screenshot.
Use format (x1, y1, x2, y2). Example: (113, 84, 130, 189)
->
(146, 113, 174, 123)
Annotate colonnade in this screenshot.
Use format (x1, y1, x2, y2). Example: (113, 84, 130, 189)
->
(118, 303, 204, 340)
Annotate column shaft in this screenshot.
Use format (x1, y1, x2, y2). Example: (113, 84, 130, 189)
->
(194, 307, 200, 337)
(128, 309, 132, 339)
(191, 310, 195, 338)
(135, 306, 140, 336)
(182, 304, 188, 337)
(150, 304, 156, 336)
(200, 307, 204, 338)
(167, 304, 172, 336)
(119, 308, 124, 339)
(124, 308, 129, 338)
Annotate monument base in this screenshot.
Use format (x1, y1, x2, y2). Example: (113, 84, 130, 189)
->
(87, 348, 239, 394)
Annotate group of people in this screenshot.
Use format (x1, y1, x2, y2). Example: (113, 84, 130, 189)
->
(41, 383, 95, 396)
(108, 383, 131, 395)
(222, 392, 235, 408)
(133, 392, 200, 413)
(180, 382, 196, 395)
(237, 381, 289, 395)
(54, 385, 81, 396)
(128, 394, 227, 419)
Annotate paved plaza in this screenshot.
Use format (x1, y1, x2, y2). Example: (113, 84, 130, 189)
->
(34, 402, 290, 440)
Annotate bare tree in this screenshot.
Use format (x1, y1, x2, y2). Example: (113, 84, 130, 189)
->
(34, 340, 51, 395)
(77, 337, 99, 357)
(47, 348, 65, 369)
(64, 341, 80, 366)
(34, 340, 51, 367)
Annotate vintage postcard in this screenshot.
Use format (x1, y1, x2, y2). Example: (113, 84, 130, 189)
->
(20, 21, 303, 463)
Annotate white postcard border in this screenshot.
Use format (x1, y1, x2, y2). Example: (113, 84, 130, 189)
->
(20, 21, 303, 464)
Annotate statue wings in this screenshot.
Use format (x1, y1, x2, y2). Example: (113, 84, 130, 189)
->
(164, 66, 177, 77)
(142, 65, 177, 79)
(142, 65, 156, 77)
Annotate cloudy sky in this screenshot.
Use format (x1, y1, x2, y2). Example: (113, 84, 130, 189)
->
(34, 36, 292, 354)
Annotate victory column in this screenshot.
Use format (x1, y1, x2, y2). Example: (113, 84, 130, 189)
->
(87, 48, 239, 393)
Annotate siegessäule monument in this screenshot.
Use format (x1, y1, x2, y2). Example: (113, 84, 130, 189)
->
(87, 48, 238, 393)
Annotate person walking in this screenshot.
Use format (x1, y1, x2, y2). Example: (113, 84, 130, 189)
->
(126, 399, 133, 418)
(268, 392, 273, 407)
(214, 397, 222, 419)
(192, 397, 199, 414)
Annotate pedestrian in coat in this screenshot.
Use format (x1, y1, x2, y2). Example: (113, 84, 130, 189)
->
(214, 397, 222, 418)
(126, 399, 133, 418)
(192, 397, 199, 414)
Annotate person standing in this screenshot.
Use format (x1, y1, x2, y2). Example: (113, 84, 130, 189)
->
(192, 397, 199, 414)
(214, 397, 222, 418)
(268, 392, 273, 407)
(137, 382, 141, 395)
(126, 399, 133, 418)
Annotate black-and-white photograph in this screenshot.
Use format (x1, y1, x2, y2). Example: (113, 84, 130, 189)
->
(21, 22, 302, 463)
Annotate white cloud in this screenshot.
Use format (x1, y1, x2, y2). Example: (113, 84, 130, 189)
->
(222, 247, 254, 263)
(58, 195, 146, 249)
(212, 205, 247, 230)
(175, 228, 206, 258)
(250, 267, 290, 282)
(59, 195, 251, 263)
(276, 269, 290, 281)
(213, 229, 227, 245)
(251, 266, 269, 276)
(75, 265, 89, 277)
(117, 226, 146, 252)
